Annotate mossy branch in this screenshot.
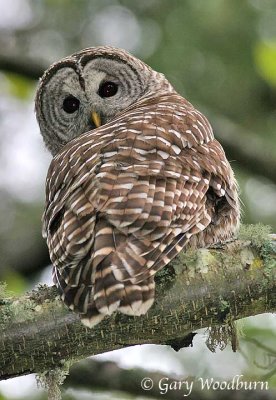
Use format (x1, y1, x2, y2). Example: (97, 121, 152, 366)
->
(0, 225, 275, 381)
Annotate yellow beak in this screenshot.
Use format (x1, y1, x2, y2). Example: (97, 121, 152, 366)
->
(91, 111, 101, 128)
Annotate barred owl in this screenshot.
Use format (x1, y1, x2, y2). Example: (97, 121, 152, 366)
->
(35, 46, 240, 327)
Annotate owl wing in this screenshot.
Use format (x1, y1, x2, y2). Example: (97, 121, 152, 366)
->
(43, 94, 239, 325)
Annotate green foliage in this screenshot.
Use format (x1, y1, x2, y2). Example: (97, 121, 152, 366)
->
(254, 41, 276, 87)
(5, 73, 35, 100)
(1, 270, 27, 294)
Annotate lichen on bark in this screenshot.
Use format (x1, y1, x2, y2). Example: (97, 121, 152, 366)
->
(0, 225, 275, 381)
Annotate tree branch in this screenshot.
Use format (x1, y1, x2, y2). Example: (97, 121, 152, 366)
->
(0, 228, 275, 380)
(0, 53, 45, 80)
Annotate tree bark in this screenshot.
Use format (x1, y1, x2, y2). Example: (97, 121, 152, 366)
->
(0, 232, 275, 380)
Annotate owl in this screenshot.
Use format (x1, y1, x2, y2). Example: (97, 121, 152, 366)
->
(35, 46, 240, 327)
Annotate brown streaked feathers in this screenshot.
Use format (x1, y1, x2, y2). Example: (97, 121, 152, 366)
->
(37, 47, 240, 327)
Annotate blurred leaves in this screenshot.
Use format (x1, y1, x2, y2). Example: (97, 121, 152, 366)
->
(0, 194, 49, 281)
(238, 317, 276, 385)
(1, 270, 27, 294)
(254, 41, 276, 87)
(4, 73, 35, 99)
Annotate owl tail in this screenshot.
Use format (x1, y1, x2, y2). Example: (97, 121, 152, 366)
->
(53, 259, 155, 328)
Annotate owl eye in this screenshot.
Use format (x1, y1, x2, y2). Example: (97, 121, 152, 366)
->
(63, 96, 80, 113)
(98, 81, 118, 98)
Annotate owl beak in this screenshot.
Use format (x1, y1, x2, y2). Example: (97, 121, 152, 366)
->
(91, 111, 101, 128)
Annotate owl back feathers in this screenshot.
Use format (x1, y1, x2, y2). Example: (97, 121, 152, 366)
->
(43, 93, 240, 327)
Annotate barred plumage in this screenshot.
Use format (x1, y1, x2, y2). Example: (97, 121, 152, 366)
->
(36, 47, 240, 327)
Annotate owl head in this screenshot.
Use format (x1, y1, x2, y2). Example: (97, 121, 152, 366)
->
(35, 46, 174, 156)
